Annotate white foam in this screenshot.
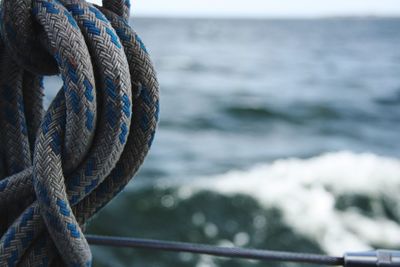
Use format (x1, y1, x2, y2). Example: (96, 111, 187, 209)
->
(179, 151, 400, 255)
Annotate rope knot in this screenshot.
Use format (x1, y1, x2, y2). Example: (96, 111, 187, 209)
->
(0, 0, 159, 266)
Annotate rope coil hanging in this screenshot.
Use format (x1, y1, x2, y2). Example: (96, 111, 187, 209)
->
(0, 0, 159, 266)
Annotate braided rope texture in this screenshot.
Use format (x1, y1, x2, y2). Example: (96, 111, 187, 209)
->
(0, 0, 160, 266)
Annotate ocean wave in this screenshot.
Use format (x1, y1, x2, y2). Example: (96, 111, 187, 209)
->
(177, 151, 400, 255)
(221, 104, 372, 124)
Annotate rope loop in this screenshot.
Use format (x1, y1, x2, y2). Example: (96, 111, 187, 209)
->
(0, 0, 58, 75)
(0, 0, 160, 266)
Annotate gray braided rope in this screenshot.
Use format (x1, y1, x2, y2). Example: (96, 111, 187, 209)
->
(0, 0, 159, 266)
(0, 0, 57, 75)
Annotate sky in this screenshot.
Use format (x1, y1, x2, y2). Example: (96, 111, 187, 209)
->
(90, 0, 400, 18)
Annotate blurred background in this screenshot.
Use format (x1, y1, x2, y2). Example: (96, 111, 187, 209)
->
(47, 0, 400, 266)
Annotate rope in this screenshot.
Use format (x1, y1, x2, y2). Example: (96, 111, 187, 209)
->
(0, 0, 159, 266)
(86, 234, 345, 266)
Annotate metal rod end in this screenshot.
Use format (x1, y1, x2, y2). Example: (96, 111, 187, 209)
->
(344, 250, 400, 267)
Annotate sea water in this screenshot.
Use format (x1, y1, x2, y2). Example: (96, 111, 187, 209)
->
(45, 17, 400, 267)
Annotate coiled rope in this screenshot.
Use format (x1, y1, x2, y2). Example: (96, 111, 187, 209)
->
(0, 0, 159, 266)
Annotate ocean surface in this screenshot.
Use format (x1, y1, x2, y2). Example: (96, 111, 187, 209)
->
(45, 17, 400, 267)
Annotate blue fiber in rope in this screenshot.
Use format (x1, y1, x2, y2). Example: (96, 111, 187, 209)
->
(0, 0, 159, 266)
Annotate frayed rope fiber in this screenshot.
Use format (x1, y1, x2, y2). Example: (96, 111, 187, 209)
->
(0, 0, 159, 266)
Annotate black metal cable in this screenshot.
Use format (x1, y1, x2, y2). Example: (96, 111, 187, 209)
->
(86, 234, 344, 266)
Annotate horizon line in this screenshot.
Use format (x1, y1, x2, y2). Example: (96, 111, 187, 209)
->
(130, 14, 400, 20)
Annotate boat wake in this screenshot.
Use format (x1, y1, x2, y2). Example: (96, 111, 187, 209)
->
(177, 151, 400, 255)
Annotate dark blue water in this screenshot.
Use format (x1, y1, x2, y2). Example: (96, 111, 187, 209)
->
(134, 18, 400, 180)
(44, 18, 400, 267)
